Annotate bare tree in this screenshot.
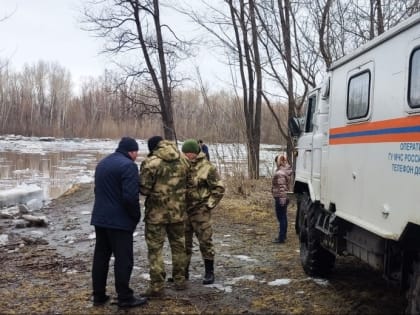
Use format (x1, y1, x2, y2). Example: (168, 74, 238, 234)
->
(256, 0, 320, 162)
(0, 6, 16, 71)
(82, 0, 192, 140)
(224, 0, 263, 179)
(312, 0, 420, 67)
(180, 0, 263, 178)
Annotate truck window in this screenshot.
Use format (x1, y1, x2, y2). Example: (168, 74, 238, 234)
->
(305, 95, 316, 133)
(408, 48, 420, 108)
(347, 70, 370, 120)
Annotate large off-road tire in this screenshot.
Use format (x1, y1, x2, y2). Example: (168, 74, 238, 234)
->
(406, 256, 420, 314)
(295, 194, 301, 235)
(296, 193, 310, 236)
(299, 193, 335, 277)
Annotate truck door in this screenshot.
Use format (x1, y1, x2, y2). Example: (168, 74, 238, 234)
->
(295, 90, 318, 197)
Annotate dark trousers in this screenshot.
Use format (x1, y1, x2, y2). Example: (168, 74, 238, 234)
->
(92, 226, 134, 302)
(274, 197, 288, 241)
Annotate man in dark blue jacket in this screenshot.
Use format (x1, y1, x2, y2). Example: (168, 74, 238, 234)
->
(90, 137, 147, 308)
(198, 139, 210, 160)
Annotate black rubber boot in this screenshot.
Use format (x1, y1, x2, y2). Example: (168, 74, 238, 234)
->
(202, 259, 214, 285)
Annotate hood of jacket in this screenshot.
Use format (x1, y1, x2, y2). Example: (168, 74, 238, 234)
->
(188, 151, 207, 165)
(151, 140, 181, 162)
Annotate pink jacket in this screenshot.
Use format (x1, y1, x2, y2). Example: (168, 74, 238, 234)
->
(272, 165, 292, 202)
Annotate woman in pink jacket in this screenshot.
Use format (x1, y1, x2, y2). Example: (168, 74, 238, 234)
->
(271, 155, 292, 243)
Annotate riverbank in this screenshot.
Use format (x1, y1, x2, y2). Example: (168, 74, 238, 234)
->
(0, 180, 405, 314)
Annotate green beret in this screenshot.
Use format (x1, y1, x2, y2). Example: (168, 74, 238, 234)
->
(182, 139, 200, 154)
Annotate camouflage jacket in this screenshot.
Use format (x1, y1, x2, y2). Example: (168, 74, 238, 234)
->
(186, 151, 225, 212)
(140, 140, 189, 224)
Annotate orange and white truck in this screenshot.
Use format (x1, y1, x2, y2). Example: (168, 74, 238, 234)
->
(290, 12, 420, 313)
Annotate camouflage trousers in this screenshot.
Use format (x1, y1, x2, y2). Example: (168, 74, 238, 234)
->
(145, 222, 186, 290)
(185, 206, 214, 263)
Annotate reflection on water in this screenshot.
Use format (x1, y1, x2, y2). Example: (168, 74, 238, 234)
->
(0, 151, 105, 200)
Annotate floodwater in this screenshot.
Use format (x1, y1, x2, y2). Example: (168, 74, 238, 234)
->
(0, 150, 105, 200)
(0, 136, 120, 201)
(0, 136, 282, 202)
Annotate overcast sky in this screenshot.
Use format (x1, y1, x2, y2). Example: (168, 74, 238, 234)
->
(1, 0, 230, 91)
(1, 0, 109, 81)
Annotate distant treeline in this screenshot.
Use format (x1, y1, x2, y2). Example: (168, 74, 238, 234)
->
(0, 61, 287, 144)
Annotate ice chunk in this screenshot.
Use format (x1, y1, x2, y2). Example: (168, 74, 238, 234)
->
(0, 184, 44, 208)
(26, 198, 43, 211)
(0, 234, 8, 246)
(0, 206, 20, 218)
(76, 175, 93, 184)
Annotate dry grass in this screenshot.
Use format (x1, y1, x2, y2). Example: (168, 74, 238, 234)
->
(0, 179, 406, 314)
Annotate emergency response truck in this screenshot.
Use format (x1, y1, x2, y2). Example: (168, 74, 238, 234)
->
(289, 12, 420, 313)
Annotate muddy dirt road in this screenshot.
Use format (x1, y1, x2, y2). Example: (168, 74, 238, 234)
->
(0, 180, 405, 314)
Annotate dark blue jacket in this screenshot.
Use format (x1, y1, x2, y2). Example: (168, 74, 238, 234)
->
(201, 144, 210, 161)
(91, 150, 140, 232)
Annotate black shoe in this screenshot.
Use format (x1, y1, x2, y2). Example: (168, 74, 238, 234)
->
(93, 295, 110, 306)
(117, 296, 148, 308)
(272, 238, 285, 244)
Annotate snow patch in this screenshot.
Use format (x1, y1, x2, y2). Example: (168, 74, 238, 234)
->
(233, 255, 258, 262)
(30, 230, 44, 237)
(268, 279, 292, 286)
(138, 272, 150, 281)
(0, 234, 8, 246)
(207, 283, 232, 293)
(312, 278, 329, 286)
(65, 235, 75, 244)
(225, 275, 256, 285)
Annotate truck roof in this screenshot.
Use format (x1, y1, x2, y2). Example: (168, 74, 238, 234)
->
(329, 12, 420, 71)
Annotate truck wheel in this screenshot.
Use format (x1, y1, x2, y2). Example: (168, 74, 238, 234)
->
(406, 256, 420, 314)
(296, 193, 310, 236)
(295, 193, 302, 235)
(299, 194, 335, 277)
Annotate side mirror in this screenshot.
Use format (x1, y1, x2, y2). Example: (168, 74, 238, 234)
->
(288, 117, 301, 137)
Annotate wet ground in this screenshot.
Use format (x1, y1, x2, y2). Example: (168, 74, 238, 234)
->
(0, 180, 406, 314)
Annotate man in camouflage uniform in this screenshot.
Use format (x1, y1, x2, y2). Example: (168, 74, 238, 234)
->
(181, 139, 225, 285)
(140, 136, 189, 296)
